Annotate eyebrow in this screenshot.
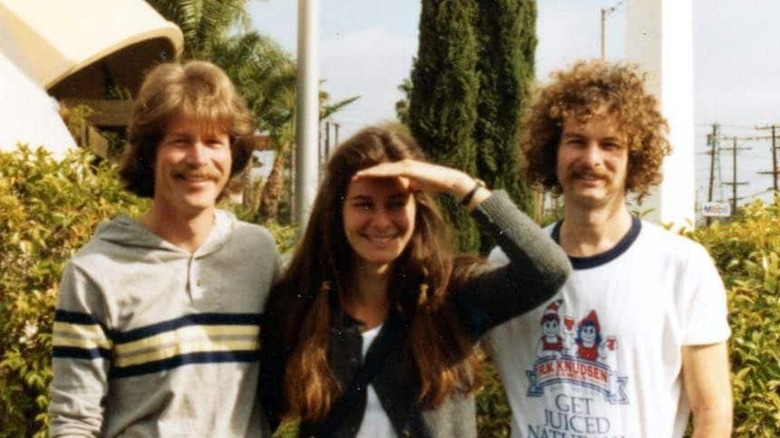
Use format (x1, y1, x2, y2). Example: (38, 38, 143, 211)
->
(347, 192, 409, 202)
(562, 132, 623, 143)
(164, 132, 192, 139)
(388, 192, 409, 200)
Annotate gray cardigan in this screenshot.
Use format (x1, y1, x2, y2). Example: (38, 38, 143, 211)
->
(266, 191, 571, 437)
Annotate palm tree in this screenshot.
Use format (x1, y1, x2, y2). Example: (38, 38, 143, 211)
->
(210, 32, 358, 222)
(145, 0, 252, 60)
(257, 79, 358, 221)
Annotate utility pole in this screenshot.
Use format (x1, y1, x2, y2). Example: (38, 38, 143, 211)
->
(721, 136, 750, 214)
(600, 1, 624, 59)
(757, 124, 779, 194)
(707, 124, 720, 203)
(705, 123, 720, 226)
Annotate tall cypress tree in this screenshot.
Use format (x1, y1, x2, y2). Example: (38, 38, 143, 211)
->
(409, 0, 537, 253)
(409, 0, 481, 251)
(474, 0, 537, 253)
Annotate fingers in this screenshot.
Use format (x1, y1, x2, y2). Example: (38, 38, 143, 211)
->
(353, 159, 417, 180)
(353, 160, 449, 193)
(351, 161, 422, 192)
(352, 159, 478, 199)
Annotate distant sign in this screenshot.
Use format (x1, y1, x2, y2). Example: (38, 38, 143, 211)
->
(702, 202, 731, 217)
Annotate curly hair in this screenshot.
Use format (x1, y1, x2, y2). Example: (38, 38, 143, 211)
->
(119, 60, 255, 199)
(263, 125, 480, 423)
(522, 60, 671, 201)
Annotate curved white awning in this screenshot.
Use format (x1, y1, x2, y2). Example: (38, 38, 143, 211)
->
(0, 0, 183, 89)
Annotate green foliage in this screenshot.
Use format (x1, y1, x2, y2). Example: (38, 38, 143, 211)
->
(395, 78, 413, 126)
(473, 0, 537, 253)
(227, 204, 298, 254)
(145, 0, 252, 60)
(410, 0, 480, 252)
(0, 146, 147, 437)
(476, 350, 512, 437)
(685, 198, 780, 436)
(211, 32, 297, 139)
(410, 0, 537, 253)
(272, 420, 299, 438)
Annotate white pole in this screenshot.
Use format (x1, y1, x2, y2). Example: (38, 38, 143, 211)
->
(294, 0, 319, 228)
(626, 0, 696, 228)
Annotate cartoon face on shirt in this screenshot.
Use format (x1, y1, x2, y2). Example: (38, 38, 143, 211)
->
(541, 317, 560, 338)
(578, 323, 600, 347)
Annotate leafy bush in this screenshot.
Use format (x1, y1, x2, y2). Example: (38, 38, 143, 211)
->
(0, 146, 147, 437)
(476, 350, 511, 437)
(228, 204, 299, 254)
(686, 198, 780, 436)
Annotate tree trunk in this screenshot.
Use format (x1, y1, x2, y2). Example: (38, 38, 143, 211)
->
(258, 147, 288, 220)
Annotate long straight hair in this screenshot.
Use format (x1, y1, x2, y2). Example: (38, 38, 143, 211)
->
(269, 125, 480, 422)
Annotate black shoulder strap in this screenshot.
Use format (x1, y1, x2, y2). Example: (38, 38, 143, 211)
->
(317, 313, 403, 435)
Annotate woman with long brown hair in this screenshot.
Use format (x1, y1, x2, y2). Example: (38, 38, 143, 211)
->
(260, 125, 570, 437)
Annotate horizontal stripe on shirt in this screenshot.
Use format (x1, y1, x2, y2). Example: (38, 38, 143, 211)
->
(52, 311, 262, 379)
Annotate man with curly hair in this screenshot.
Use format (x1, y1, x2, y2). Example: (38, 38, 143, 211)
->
(486, 60, 732, 437)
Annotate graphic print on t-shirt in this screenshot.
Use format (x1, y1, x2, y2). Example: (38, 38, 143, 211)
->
(526, 303, 628, 404)
(520, 303, 630, 436)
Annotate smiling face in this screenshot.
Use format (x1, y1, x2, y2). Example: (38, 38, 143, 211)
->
(579, 323, 598, 345)
(556, 109, 629, 213)
(152, 114, 232, 218)
(342, 175, 416, 274)
(542, 317, 560, 337)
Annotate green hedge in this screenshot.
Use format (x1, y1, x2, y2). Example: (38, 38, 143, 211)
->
(1, 146, 779, 436)
(0, 146, 147, 437)
(685, 199, 780, 436)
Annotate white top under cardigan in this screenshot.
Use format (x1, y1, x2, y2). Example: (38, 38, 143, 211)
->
(355, 324, 397, 438)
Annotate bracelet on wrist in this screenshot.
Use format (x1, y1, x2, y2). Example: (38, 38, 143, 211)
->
(460, 178, 486, 207)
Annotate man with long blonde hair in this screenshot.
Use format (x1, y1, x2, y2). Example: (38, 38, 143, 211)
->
(49, 61, 280, 437)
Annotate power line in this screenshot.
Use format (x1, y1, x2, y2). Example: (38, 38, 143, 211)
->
(743, 188, 775, 199)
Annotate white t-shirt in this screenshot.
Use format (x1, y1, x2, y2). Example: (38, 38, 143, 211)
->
(485, 218, 730, 438)
(355, 324, 397, 438)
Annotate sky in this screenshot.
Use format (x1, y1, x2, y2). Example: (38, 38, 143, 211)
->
(248, 0, 780, 208)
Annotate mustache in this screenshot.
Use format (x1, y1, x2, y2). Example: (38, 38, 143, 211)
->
(172, 165, 221, 180)
(569, 166, 610, 181)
